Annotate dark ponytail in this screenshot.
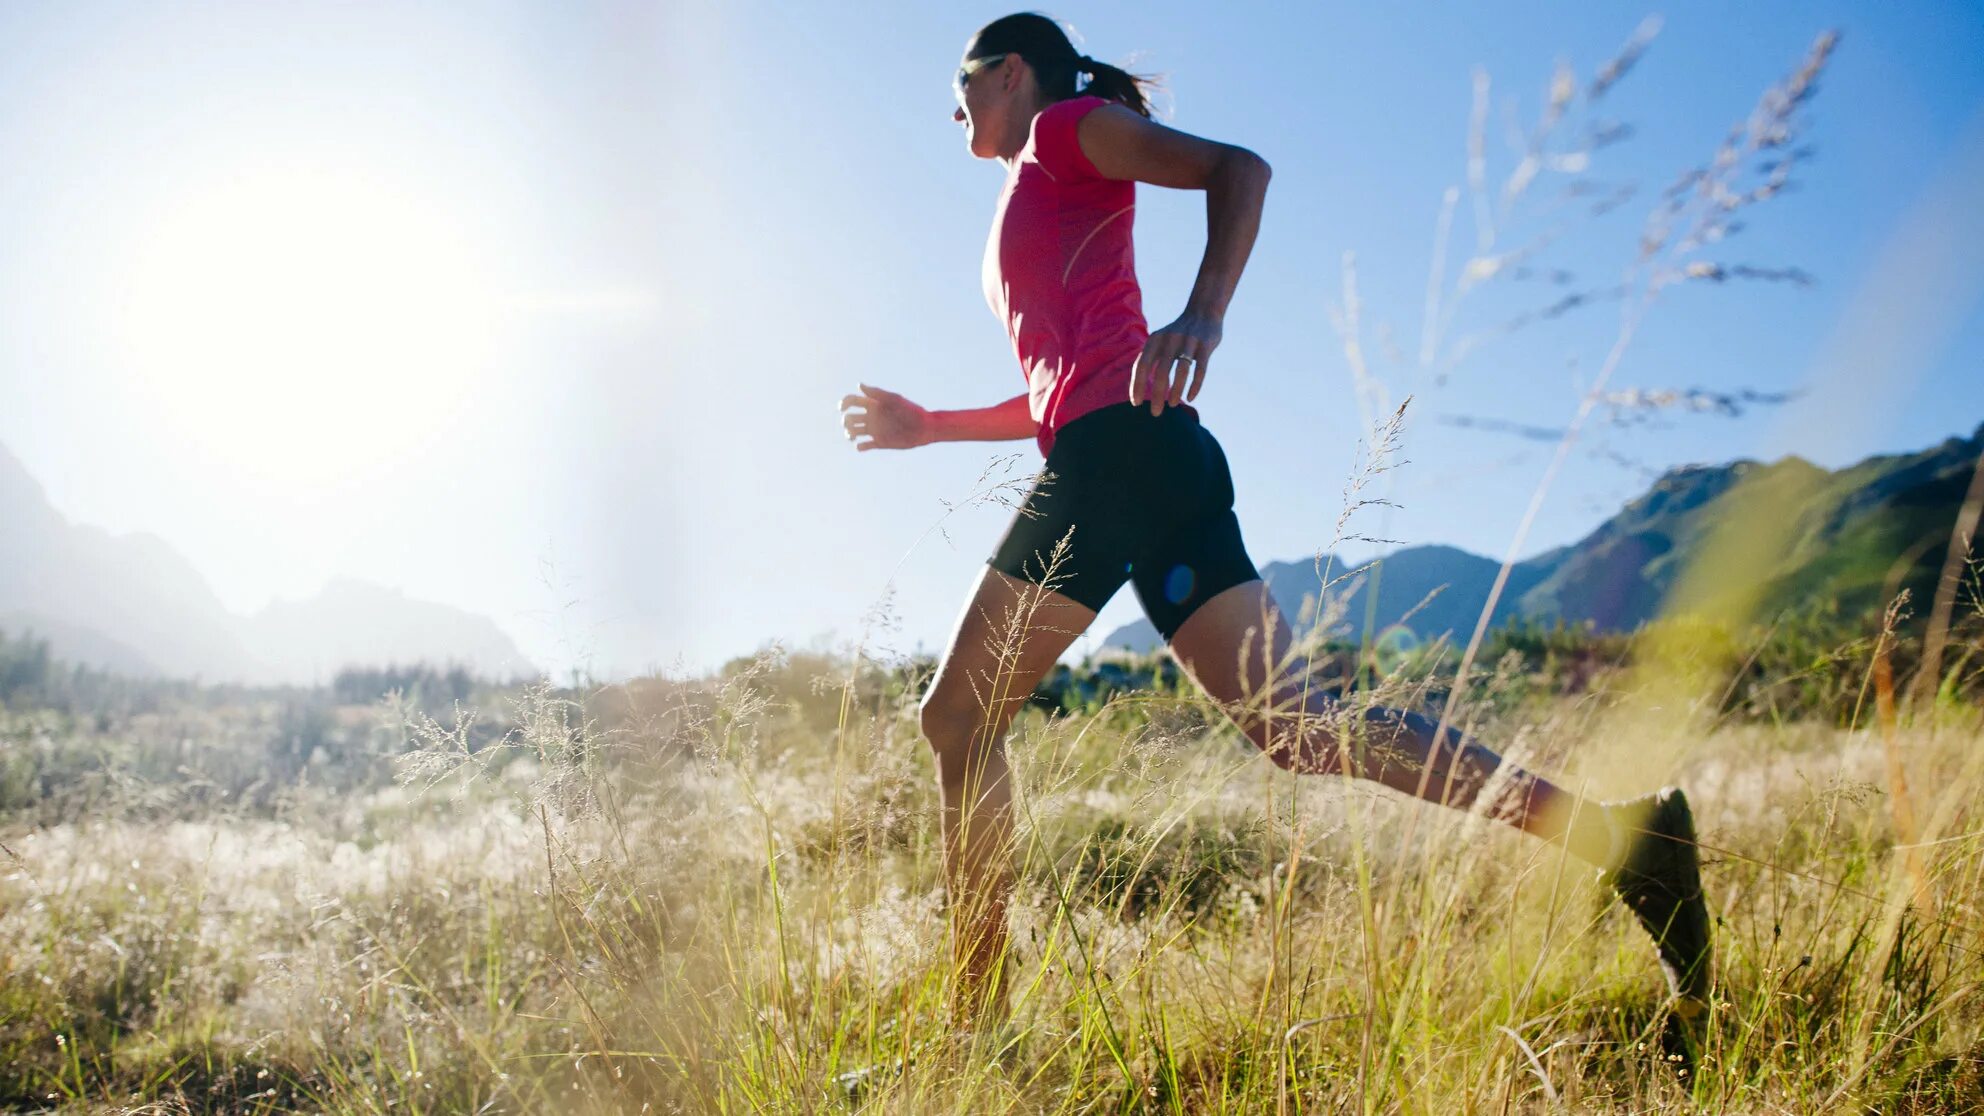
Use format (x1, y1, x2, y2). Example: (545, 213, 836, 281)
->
(968, 12, 1156, 119)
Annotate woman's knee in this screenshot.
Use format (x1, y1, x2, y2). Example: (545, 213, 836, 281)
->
(919, 685, 993, 763)
(1240, 705, 1351, 777)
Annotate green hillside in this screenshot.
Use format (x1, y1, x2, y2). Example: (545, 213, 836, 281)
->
(1522, 422, 1983, 631)
(1100, 422, 1983, 650)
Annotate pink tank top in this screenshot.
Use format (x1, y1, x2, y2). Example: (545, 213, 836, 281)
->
(982, 95, 1193, 457)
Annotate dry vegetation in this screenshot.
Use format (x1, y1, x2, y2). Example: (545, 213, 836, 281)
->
(2, 619, 1983, 1112)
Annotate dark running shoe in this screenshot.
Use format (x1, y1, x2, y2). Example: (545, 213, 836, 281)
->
(1601, 786, 1712, 1014)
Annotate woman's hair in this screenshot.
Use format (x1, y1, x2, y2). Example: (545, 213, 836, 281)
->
(968, 12, 1155, 119)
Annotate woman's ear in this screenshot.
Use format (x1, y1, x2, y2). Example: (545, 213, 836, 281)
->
(999, 53, 1025, 96)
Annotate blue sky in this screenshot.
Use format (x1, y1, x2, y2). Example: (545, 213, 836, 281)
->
(1, 2, 1979, 679)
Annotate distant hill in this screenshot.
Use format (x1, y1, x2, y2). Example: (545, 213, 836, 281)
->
(0, 443, 535, 683)
(1099, 422, 1984, 652)
(0, 444, 250, 678)
(241, 579, 534, 685)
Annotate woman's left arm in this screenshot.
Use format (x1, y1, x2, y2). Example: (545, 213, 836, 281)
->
(1076, 105, 1272, 415)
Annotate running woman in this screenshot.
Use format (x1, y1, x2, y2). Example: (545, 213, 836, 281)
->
(838, 12, 1710, 1052)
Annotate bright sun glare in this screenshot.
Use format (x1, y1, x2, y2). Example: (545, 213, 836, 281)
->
(116, 166, 501, 486)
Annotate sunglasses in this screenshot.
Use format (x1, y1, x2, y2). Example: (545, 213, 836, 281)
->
(953, 53, 1011, 99)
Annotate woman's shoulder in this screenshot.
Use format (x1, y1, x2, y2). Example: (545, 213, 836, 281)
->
(1046, 94, 1111, 122)
(1030, 96, 1119, 181)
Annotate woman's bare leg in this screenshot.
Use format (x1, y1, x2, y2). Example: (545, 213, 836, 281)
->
(921, 565, 1095, 1026)
(1166, 580, 1618, 864)
(1168, 580, 1711, 1048)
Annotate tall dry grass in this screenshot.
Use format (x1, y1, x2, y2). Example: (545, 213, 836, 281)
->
(2, 635, 1981, 1112)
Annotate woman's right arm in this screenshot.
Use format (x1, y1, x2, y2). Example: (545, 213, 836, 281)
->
(927, 392, 1036, 443)
(841, 385, 1035, 451)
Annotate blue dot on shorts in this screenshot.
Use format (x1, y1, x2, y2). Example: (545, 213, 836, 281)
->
(1164, 564, 1196, 604)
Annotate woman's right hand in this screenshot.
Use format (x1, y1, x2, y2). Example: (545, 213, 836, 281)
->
(840, 383, 934, 451)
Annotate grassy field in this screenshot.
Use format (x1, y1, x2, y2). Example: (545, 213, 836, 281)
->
(3, 640, 1981, 1114)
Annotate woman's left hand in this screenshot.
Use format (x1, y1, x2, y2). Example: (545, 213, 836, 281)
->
(1131, 311, 1222, 416)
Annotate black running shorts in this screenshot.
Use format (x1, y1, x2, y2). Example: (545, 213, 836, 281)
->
(987, 401, 1260, 642)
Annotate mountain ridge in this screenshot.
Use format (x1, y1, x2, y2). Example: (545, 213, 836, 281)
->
(1100, 423, 1984, 653)
(0, 444, 535, 684)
